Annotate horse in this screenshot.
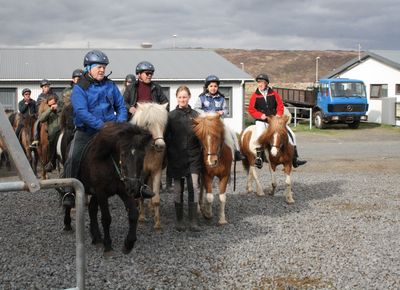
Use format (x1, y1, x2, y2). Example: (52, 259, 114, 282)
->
(9, 112, 38, 175)
(63, 122, 154, 255)
(56, 104, 75, 172)
(130, 102, 168, 230)
(0, 137, 12, 171)
(192, 113, 233, 225)
(240, 115, 295, 204)
(36, 102, 50, 179)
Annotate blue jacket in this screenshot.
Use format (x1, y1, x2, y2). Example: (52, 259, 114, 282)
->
(71, 75, 127, 135)
(194, 91, 228, 117)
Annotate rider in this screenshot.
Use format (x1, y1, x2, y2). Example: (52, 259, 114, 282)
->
(121, 73, 135, 95)
(123, 61, 169, 120)
(62, 49, 128, 206)
(166, 85, 202, 232)
(15, 88, 37, 138)
(38, 94, 61, 172)
(30, 79, 57, 148)
(61, 69, 83, 105)
(248, 73, 307, 169)
(194, 75, 245, 161)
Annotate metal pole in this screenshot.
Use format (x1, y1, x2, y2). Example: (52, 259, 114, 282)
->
(309, 108, 313, 130)
(315, 57, 320, 82)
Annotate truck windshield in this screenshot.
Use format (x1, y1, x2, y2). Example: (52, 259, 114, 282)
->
(330, 82, 366, 98)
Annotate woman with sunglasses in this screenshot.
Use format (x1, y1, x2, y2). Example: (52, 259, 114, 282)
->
(123, 61, 169, 120)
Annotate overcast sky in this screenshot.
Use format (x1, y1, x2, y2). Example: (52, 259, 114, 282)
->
(0, 0, 398, 51)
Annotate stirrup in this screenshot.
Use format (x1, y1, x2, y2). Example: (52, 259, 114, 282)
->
(254, 157, 263, 169)
(62, 192, 75, 207)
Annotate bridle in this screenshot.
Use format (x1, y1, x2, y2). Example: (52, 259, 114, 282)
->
(111, 155, 150, 198)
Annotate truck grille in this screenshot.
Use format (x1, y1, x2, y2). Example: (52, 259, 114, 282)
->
(328, 104, 368, 113)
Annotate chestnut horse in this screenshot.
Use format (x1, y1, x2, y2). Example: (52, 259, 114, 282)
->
(37, 102, 50, 179)
(130, 102, 168, 230)
(240, 115, 295, 204)
(63, 122, 154, 254)
(193, 113, 233, 225)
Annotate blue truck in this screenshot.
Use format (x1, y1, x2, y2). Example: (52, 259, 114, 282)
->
(275, 78, 369, 129)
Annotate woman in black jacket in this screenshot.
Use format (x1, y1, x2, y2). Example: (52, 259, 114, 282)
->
(166, 85, 202, 232)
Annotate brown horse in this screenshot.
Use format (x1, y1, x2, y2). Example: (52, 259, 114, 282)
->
(37, 102, 50, 179)
(193, 113, 232, 225)
(240, 115, 295, 203)
(130, 102, 168, 230)
(9, 112, 38, 175)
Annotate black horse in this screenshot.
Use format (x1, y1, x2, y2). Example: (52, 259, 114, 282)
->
(63, 122, 154, 255)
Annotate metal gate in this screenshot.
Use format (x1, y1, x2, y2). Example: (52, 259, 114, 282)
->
(0, 103, 86, 290)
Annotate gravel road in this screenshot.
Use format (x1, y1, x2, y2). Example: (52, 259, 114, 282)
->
(1, 126, 399, 290)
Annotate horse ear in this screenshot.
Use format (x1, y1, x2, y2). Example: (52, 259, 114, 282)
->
(136, 103, 142, 110)
(282, 114, 289, 124)
(266, 116, 272, 123)
(162, 103, 168, 110)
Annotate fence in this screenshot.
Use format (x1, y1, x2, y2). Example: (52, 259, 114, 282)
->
(286, 106, 313, 130)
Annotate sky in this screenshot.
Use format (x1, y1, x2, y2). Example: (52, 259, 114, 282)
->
(0, 0, 399, 51)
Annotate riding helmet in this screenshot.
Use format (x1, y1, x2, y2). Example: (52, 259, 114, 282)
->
(135, 61, 155, 74)
(255, 74, 270, 83)
(205, 75, 220, 87)
(22, 88, 31, 95)
(125, 74, 136, 83)
(40, 79, 51, 87)
(72, 68, 83, 78)
(83, 49, 109, 67)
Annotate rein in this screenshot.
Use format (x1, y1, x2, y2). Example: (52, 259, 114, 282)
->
(111, 155, 150, 199)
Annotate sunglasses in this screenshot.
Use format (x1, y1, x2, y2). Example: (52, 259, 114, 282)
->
(143, 71, 153, 76)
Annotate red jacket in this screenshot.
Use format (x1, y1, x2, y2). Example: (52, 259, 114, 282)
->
(248, 87, 284, 121)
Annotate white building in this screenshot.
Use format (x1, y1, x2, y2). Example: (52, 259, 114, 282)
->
(0, 48, 253, 133)
(324, 50, 400, 126)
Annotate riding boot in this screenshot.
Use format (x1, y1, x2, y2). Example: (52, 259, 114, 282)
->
(45, 140, 56, 172)
(174, 202, 186, 232)
(188, 202, 201, 232)
(293, 146, 307, 168)
(255, 147, 264, 169)
(234, 150, 246, 161)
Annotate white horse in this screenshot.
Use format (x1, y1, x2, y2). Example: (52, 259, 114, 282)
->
(130, 102, 168, 230)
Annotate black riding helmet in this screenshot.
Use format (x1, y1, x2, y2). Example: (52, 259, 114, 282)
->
(22, 88, 31, 95)
(83, 50, 109, 67)
(135, 61, 155, 74)
(255, 74, 270, 83)
(125, 74, 136, 83)
(72, 69, 83, 78)
(40, 79, 51, 87)
(205, 75, 220, 87)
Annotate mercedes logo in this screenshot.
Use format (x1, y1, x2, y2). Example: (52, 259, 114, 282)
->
(347, 105, 353, 111)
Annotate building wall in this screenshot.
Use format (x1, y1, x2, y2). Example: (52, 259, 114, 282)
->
(337, 58, 400, 124)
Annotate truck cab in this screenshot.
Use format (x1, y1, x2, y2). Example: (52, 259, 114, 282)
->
(314, 78, 368, 129)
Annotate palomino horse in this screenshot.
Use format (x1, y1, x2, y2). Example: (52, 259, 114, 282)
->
(63, 122, 154, 254)
(240, 115, 295, 204)
(193, 113, 233, 225)
(130, 102, 168, 230)
(37, 102, 50, 179)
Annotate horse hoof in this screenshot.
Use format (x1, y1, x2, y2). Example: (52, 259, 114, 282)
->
(255, 191, 265, 197)
(154, 224, 163, 232)
(218, 220, 228, 226)
(138, 216, 146, 223)
(122, 239, 135, 254)
(286, 198, 295, 204)
(103, 249, 115, 257)
(63, 225, 73, 232)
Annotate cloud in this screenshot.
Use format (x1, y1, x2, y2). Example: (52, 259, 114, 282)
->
(0, 0, 399, 50)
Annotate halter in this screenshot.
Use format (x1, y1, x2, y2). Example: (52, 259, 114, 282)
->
(111, 155, 150, 199)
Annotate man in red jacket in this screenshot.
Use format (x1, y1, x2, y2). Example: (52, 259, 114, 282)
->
(248, 73, 307, 169)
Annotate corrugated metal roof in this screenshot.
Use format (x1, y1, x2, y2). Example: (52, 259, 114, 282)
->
(323, 50, 400, 79)
(0, 48, 253, 81)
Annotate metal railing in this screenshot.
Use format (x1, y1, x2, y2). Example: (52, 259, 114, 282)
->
(286, 106, 313, 130)
(0, 103, 86, 290)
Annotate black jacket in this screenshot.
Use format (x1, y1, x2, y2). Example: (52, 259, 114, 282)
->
(165, 105, 202, 178)
(18, 99, 37, 117)
(123, 80, 169, 119)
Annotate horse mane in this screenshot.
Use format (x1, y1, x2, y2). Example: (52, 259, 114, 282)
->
(39, 101, 49, 115)
(193, 113, 225, 141)
(130, 103, 168, 130)
(258, 115, 289, 146)
(90, 122, 152, 159)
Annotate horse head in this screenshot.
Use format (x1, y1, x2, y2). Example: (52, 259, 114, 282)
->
(260, 115, 289, 157)
(193, 113, 225, 168)
(131, 103, 168, 153)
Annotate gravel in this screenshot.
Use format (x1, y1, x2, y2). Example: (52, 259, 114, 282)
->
(1, 127, 400, 290)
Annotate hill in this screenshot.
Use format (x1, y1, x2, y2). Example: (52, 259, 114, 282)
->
(215, 49, 359, 87)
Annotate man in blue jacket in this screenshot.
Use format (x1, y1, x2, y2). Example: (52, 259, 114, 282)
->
(62, 49, 128, 207)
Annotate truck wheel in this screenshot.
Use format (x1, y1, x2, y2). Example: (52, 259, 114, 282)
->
(348, 121, 360, 129)
(314, 111, 326, 129)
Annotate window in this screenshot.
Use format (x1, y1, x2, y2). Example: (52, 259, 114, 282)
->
(396, 84, 400, 95)
(370, 84, 388, 98)
(52, 87, 67, 98)
(0, 88, 17, 111)
(218, 87, 233, 118)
